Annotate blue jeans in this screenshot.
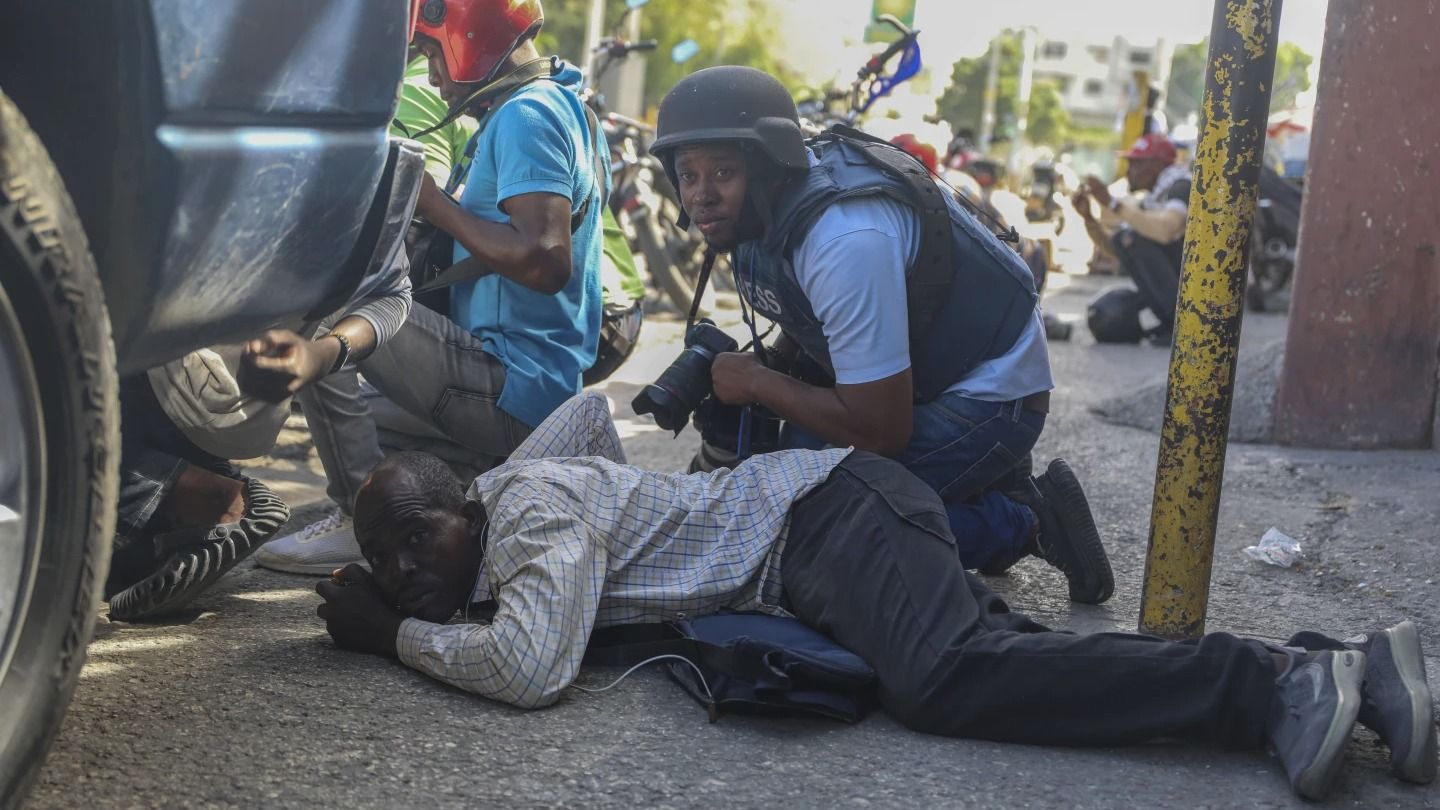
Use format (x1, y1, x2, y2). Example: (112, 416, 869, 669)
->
(779, 393, 1043, 571)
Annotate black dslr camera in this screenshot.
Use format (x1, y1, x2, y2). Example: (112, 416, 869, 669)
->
(632, 319, 737, 433)
(632, 320, 782, 464)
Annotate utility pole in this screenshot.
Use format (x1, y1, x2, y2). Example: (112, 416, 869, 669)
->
(614, 5, 646, 117)
(1139, 0, 1281, 638)
(1007, 27, 1036, 188)
(979, 36, 1000, 150)
(580, 0, 606, 80)
(1274, 2, 1440, 449)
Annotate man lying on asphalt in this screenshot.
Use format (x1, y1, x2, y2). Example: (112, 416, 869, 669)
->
(315, 392, 1436, 801)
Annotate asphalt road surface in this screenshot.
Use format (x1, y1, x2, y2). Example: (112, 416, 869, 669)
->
(30, 276, 1440, 809)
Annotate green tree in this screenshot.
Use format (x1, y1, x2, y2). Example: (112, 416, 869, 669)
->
(535, 0, 801, 113)
(1269, 42, 1313, 111)
(1024, 79, 1068, 145)
(1166, 39, 1312, 120)
(1165, 40, 1207, 124)
(934, 32, 1071, 149)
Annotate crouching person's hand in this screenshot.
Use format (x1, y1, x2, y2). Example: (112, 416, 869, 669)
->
(317, 564, 403, 658)
(239, 329, 336, 402)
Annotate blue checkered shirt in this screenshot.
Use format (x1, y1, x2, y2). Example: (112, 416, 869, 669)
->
(396, 392, 851, 708)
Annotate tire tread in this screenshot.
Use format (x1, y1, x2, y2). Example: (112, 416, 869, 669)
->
(0, 89, 118, 809)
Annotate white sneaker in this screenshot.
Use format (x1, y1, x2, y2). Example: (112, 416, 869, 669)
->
(254, 510, 365, 575)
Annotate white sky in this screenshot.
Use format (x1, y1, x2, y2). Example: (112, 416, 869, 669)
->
(776, 0, 1331, 85)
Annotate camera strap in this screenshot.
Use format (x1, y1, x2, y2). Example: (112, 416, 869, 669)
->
(731, 251, 771, 461)
(407, 57, 561, 141)
(683, 248, 758, 459)
(685, 249, 718, 333)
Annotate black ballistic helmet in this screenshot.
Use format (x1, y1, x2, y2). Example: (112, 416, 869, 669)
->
(651, 66, 808, 171)
(1086, 286, 1147, 343)
(652, 67, 808, 231)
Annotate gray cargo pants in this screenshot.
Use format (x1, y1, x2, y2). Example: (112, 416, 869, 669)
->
(298, 303, 533, 515)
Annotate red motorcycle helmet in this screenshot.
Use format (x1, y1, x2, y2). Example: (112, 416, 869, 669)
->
(409, 0, 545, 84)
(889, 133, 938, 175)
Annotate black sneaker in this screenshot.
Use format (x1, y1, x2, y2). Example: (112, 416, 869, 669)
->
(108, 477, 290, 621)
(985, 459, 1114, 604)
(1344, 621, 1437, 784)
(1268, 649, 1366, 801)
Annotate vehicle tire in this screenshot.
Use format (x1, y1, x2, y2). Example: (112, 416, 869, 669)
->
(1247, 251, 1294, 314)
(0, 89, 118, 809)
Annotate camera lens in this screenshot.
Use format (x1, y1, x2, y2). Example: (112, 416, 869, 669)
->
(631, 321, 739, 434)
(632, 384, 690, 433)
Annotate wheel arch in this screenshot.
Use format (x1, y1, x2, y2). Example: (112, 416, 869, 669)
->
(0, 2, 171, 372)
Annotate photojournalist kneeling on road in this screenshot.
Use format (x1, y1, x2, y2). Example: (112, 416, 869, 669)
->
(315, 393, 1436, 802)
(645, 67, 1112, 604)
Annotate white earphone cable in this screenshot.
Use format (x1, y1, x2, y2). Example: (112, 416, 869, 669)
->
(570, 654, 714, 701)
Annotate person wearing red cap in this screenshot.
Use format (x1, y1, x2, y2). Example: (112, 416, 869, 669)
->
(1073, 132, 1191, 343)
(258, 0, 610, 575)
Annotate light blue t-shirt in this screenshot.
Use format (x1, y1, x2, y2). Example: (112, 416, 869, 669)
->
(790, 193, 1053, 401)
(450, 61, 604, 428)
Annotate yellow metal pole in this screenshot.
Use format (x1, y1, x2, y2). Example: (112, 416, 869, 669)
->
(1139, 0, 1281, 638)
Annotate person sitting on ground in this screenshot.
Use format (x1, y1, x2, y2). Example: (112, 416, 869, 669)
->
(944, 126, 980, 171)
(107, 224, 414, 621)
(256, 0, 611, 576)
(1073, 133, 1191, 344)
(314, 391, 1436, 803)
(647, 67, 1111, 603)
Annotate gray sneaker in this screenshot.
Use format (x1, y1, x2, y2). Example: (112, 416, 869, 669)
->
(1345, 621, 1437, 784)
(1267, 649, 1366, 801)
(254, 510, 362, 575)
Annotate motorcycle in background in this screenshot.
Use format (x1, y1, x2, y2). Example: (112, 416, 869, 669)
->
(582, 12, 719, 314)
(796, 14, 924, 133)
(1247, 165, 1302, 312)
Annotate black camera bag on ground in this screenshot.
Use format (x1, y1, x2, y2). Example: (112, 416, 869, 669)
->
(583, 611, 877, 724)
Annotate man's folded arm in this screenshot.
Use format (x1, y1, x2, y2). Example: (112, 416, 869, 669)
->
(395, 504, 606, 709)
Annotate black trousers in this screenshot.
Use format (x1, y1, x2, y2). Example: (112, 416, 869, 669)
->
(780, 452, 1280, 748)
(1112, 230, 1183, 328)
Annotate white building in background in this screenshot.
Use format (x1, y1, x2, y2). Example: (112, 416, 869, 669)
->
(1031, 34, 1175, 130)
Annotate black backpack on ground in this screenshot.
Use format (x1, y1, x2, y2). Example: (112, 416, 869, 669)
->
(583, 611, 877, 724)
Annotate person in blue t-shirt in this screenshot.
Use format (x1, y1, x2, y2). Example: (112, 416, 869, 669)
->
(258, 0, 605, 574)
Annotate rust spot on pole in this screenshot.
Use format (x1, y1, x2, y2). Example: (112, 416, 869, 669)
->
(1139, 0, 1281, 639)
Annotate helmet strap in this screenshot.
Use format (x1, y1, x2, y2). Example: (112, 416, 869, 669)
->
(410, 56, 558, 140)
(740, 146, 794, 241)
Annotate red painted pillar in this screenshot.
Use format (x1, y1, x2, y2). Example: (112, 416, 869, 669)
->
(1274, 1, 1440, 449)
